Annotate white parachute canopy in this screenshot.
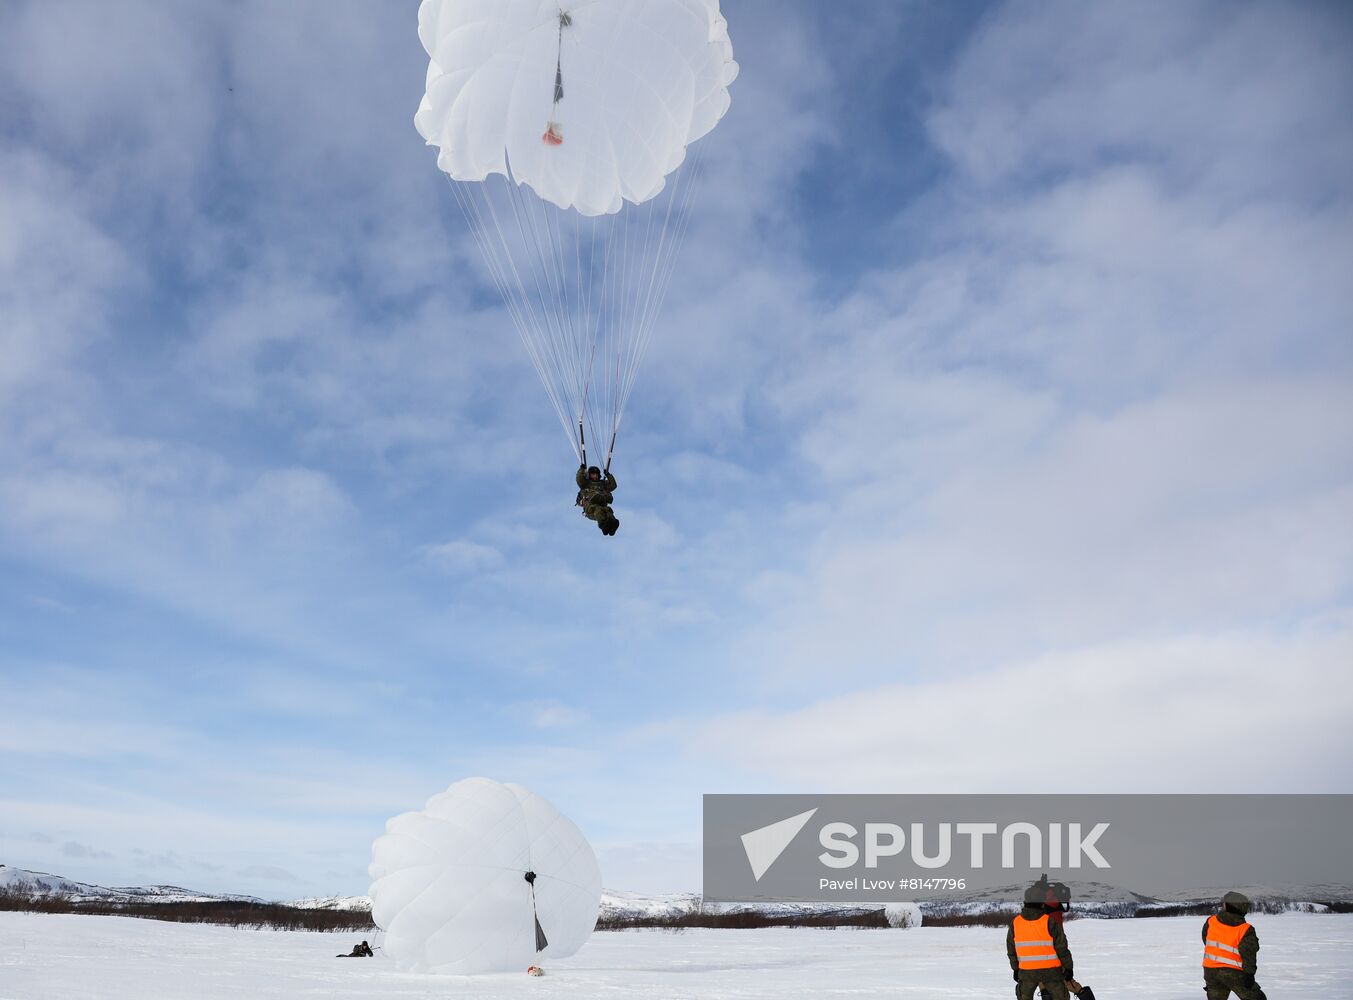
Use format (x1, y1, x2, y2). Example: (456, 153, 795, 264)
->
(415, 0, 738, 468)
(884, 902, 923, 928)
(368, 778, 603, 975)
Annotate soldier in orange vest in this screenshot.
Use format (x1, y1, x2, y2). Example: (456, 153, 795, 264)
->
(1203, 891, 1265, 1000)
(1007, 883, 1075, 1000)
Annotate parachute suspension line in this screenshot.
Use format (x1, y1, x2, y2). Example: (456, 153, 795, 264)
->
(511, 175, 598, 457)
(608, 199, 631, 467)
(546, 189, 583, 425)
(578, 212, 602, 452)
(583, 213, 600, 381)
(547, 193, 600, 461)
(626, 164, 663, 391)
(502, 172, 588, 457)
(594, 208, 621, 462)
(449, 175, 578, 457)
(573, 196, 589, 435)
(638, 145, 705, 381)
(605, 182, 655, 473)
(610, 144, 707, 453)
(447, 176, 567, 440)
(483, 181, 579, 450)
(617, 174, 662, 445)
(447, 142, 707, 469)
(633, 149, 696, 366)
(641, 149, 706, 382)
(621, 181, 655, 446)
(507, 177, 571, 400)
(528, 183, 572, 394)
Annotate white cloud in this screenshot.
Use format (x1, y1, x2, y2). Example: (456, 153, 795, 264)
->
(131, 849, 187, 872)
(929, 0, 1353, 199)
(0, 1, 221, 197)
(60, 840, 112, 861)
(723, 0, 1353, 693)
(697, 621, 1353, 793)
(595, 840, 702, 895)
(743, 378, 1353, 684)
(516, 700, 589, 730)
(0, 152, 132, 408)
(424, 539, 504, 574)
(0, 666, 190, 758)
(237, 864, 301, 883)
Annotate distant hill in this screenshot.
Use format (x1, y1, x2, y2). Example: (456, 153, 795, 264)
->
(4, 864, 1348, 930)
(0, 865, 370, 932)
(0, 864, 263, 905)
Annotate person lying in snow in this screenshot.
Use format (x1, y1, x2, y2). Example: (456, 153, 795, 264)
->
(575, 464, 619, 536)
(337, 940, 374, 958)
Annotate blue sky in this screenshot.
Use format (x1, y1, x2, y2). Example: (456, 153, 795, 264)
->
(2, 0, 1351, 899)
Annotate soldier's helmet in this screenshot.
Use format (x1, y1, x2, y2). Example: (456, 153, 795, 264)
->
(1222, 890, 1251, 915)
(1024, 883, 1048, 906)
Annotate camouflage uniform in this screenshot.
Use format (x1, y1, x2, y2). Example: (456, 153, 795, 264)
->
(1007, 903, 1074, 1000)
(1203, 893, 1265, 1000)
(576, 466, 618, 530)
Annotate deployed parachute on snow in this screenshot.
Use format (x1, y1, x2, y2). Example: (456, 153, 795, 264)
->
(415, 0, 738, 470)
(368, 777, 602, 975)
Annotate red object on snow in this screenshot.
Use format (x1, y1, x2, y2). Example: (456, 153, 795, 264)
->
(542, 123, 564, 146)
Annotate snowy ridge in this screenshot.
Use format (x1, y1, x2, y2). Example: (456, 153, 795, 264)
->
(284, 894, 373, 912)
(278, 888, 885, 922)
(598, 889, 699, 921)
(0, 865, 262, 905)
(601, 879, 1353, 921)
(7, 866, 1349, 920)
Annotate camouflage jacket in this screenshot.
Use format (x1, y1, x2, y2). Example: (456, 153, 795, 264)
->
(576, 466, 617, 506)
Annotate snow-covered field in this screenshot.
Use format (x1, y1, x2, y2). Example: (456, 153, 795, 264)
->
(3, 911, 1352, 999)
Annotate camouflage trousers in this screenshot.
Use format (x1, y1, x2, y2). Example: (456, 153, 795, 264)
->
(583, 502, 613, 523)
(1017, 971, 1069, 1000)
(1204, 968, 1267, 1000)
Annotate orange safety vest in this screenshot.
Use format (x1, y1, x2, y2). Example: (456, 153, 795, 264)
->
(1203, 914, 1250, 970)
(1012, 914, 1061, 970)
